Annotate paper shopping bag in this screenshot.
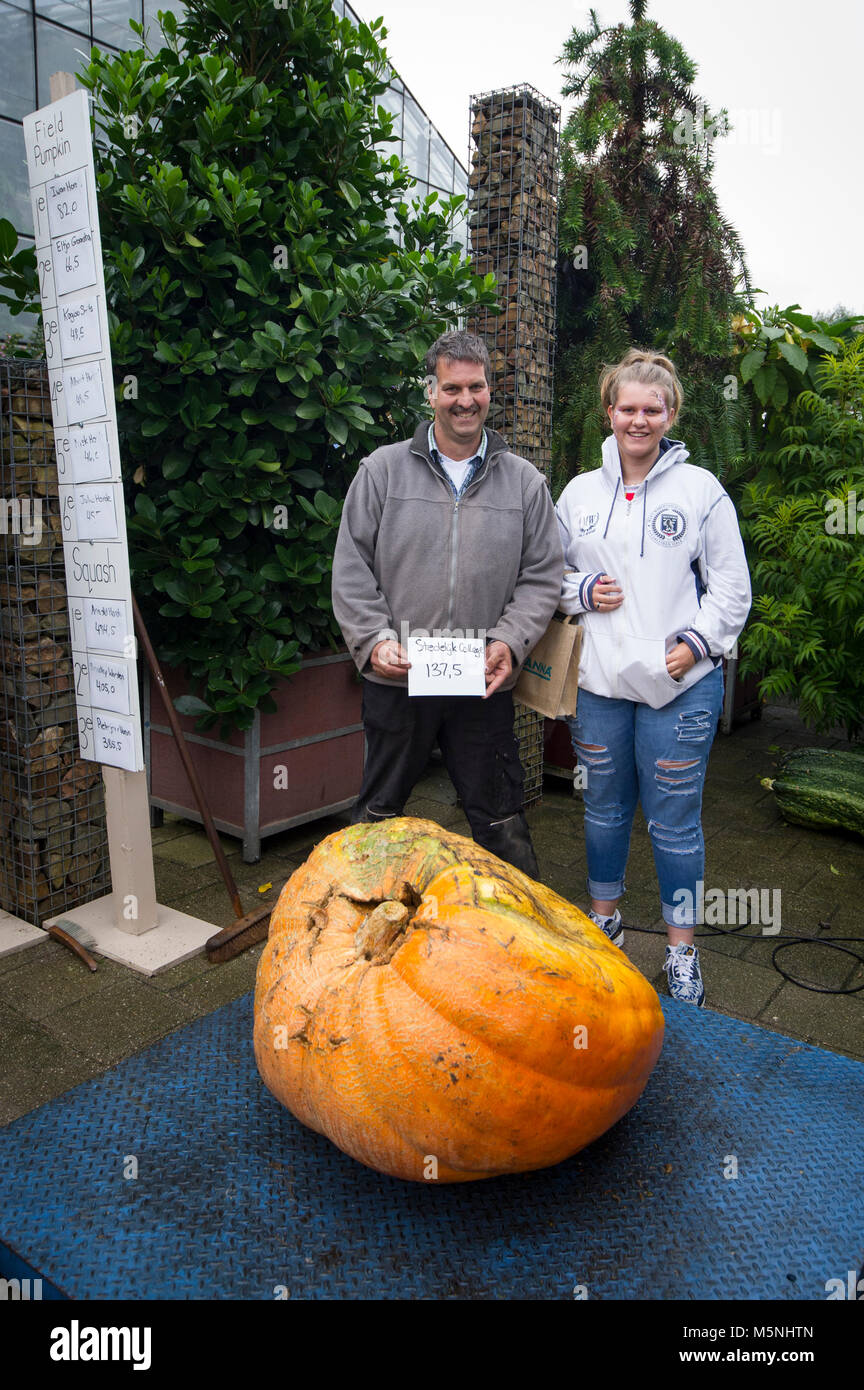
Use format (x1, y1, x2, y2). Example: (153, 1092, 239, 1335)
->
(513, 613, 582, 719)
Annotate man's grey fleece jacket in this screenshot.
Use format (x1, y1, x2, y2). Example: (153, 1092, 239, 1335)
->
(332, 423, 564, 689)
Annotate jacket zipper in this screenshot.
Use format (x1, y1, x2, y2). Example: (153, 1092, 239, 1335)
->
(410, 443, 499, 634)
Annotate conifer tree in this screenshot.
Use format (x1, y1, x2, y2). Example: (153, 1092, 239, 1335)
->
(555, 0, 751, 485)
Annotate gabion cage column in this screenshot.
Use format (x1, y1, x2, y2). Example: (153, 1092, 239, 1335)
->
(468, 85, 560, 806)
(0, 360, 110, 926)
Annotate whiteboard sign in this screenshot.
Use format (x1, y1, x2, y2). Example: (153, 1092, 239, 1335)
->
(63, 361, 107, 422)
(91, 711, 138, 772)
(46, 167, 89, 238)
(88, 656, 133, 716)
(76, 484, 119, 540)
(53, 227, 97, 296)
(58, 293, 102, 359)
(24, 89, 143, 772)
(56, 423, 113, 483)
(407, 634, 486, 697)
(64, 541, 130, 602)
(84, 595, 129, 654)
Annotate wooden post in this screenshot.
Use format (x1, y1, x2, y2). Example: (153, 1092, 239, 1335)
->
(49, 72, 77, 102)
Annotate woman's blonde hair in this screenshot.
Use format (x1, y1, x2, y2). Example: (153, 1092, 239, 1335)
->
(599, 349, 684, 418)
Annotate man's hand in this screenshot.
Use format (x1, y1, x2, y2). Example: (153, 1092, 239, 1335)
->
(370, 639, 411, 679)
(484, 640, 513, 698)
(666, 641, 697, 681)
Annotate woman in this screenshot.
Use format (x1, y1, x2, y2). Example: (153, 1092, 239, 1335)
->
(555, 349, 751, 1006)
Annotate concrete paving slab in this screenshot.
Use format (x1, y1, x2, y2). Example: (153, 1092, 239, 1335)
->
(759, 981, 864, 1062)
(40, 980, 195, 1070)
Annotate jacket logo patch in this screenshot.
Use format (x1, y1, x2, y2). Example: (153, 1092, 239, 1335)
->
(649, 504, 687, 546)
(578, 511, 599, 536)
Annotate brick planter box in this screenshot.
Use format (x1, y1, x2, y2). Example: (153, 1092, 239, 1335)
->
(143, 652, 364, 862)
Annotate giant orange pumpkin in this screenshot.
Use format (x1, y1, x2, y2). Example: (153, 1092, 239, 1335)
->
(254, 818, 664, 1182)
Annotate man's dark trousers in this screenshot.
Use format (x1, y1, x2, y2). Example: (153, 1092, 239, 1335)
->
(351, 681, 540, 879)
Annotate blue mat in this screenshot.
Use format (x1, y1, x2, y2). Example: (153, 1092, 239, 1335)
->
(1, 992, 861, 1300)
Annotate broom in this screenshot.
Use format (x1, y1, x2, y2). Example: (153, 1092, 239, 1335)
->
(132, 596, 274, 963)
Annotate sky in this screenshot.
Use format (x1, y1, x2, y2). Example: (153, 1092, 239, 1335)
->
(351, 0, 863, 319)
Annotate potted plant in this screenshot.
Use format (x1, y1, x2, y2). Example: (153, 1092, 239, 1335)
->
(73, 0, 496, 855)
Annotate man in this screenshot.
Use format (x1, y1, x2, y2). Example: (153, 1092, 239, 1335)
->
(331, 330, 563, 876)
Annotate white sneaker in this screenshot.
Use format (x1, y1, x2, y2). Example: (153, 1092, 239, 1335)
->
(588, 907, 624, 949)
(664, 943, 705, 1007)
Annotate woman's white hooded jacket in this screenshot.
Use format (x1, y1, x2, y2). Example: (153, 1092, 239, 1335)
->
(555, 435, 752, 709)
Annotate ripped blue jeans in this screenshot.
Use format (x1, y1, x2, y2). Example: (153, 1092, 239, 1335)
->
(567, 666, 724, 926)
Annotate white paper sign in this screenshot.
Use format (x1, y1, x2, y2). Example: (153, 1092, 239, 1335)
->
(56, 423, 113, 483)
(63, 361, 107, 422)
(46, 167, 89, 238)
(64, 541, 130, 601)
(24, 90, 144, 772)
(407, 634, 486, 697)
(91, 710, 137, 771)
(84, 596, 129, 653)
(75, 485, 119, 540)
(87, 657, 133, 715)
(52, 227, 97, 296)
(58, 293, 102, 359)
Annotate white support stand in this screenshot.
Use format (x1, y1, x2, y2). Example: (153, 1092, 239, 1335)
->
(9, 74, 220, 975)
(43, 769, 217, 975)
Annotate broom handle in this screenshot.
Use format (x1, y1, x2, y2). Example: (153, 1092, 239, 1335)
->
(132, 594, 245, 921)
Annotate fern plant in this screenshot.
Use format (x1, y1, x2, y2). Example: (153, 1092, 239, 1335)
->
(738, 337, 864, 737)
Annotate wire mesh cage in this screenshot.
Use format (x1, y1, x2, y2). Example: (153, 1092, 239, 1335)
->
(0, 359, 110, 926)
(467, 85, 561, 806)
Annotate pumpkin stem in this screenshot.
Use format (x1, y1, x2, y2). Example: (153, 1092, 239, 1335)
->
(355, 900, 411, 962)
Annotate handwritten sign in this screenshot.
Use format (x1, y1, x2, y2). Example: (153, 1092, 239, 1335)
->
(63, 361, 107, 422)
(407, 634, 486, 697)
(84, 596, 129, 654)
(88, 656, 133, 716)
(24, 89, 143, 772)
(46, 167, 89, 238)
(52, 227, 97, 297)
(55, 423, 112, 483)
(58, 293, 102, 359)
(91, 711, 138, 772)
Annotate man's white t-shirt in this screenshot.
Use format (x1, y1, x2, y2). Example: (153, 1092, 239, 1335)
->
(437, 451, 472, 493)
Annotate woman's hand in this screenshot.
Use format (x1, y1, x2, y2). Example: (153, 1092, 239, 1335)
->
(666, 641, 697, 680)
(593, 575, 624, 611)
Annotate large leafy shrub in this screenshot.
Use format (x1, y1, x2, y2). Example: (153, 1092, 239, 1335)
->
(77, 0, 495, 730)
(738, 336, 864, 738)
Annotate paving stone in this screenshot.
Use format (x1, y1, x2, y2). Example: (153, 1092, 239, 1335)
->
(153, 857, 229, 902)
(620, 927, 666, 985)
(152, 828, 243, 868)
(0, 937, 55, 977)
(689, 952, 784, 1021)
(150, 813, 196, 845)
(0, 946, 127, 1021)
(757, 981, 864, 1062)
(412, 767, 457, 806)
(0, 1001, 96, 1125)
(146, 952, 213, 993)
(36, 980, 196, 1071)
(173, 944, 264, 1016)
(402, 796, 467, 832)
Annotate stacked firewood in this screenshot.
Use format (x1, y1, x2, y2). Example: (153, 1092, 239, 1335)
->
(467, 86, 560, 807)
(467, 85, 559, 477)
(0, 362, 108, 925)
